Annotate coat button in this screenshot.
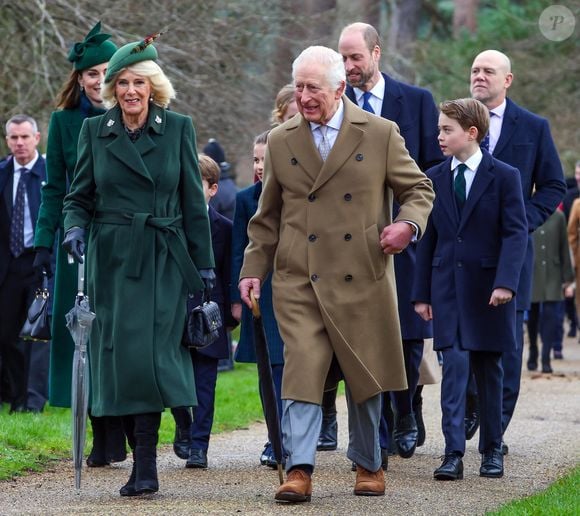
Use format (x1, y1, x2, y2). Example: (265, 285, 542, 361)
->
(291, 158, 298, 165)
(311, 274, 319, 282)
(355, 154, 363, 161)
(344, 274, 353, 281)
(457, 261, 463, 268)
(457, 236, 463, 243)
(308, 234, 317, 242)
(308, 193, 316, 202)
(344, 193, 352, 201)
(344, 233, 352, 241)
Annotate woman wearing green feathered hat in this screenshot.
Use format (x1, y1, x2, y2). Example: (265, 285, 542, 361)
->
(32, 21, 128, 468)
(62, 32, 214, 497)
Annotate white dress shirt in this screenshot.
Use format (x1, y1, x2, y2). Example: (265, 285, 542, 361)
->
(310, 99, 345, 150)
(12, 152, 39, 249)
(352, 73, 385, 116)
(488, 100, 506, 154)
(451, 148, 483, 199)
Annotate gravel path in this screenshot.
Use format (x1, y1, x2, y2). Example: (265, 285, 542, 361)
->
(1, 336, 579, 515)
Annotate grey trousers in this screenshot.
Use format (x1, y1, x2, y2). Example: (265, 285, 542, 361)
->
(282, 385, 382, 472)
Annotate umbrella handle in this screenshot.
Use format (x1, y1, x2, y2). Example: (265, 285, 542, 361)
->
(249, 289, 261, 318)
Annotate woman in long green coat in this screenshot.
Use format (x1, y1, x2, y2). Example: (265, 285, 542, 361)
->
(32, 22, 127, 467)
(62, 38, 214, 497)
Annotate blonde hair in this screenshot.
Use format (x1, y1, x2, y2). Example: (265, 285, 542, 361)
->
(102, 60, 176, 108)
(271, 84, 295, 125)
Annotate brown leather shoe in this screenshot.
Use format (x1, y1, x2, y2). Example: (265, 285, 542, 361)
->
(274, 468, 312, 503)
(354, 465, 385, 496)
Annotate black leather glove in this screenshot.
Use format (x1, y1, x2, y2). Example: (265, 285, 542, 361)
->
(199, 268, 216, 293)
(32, 247, 53, 279)
(62, 227, 85, 264)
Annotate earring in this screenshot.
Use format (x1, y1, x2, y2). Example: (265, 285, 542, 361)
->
(80, 85, 84, 92)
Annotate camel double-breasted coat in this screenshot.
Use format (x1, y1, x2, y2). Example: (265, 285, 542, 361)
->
(240, 98, 434, 404)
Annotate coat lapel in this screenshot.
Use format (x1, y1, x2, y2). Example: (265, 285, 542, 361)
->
(312, 98, 364, 192)
(99, 105, 157, 183)
(380, 73, 402, 123)
(458, 154, 494, 229)
(492, 98, 518, 157)
(285, 116, 322, 183)
(435, 161, 459, 226)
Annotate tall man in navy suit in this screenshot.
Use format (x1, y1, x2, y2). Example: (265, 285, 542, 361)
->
(316, 22, 443, 462)
(0, 114, 48, 413)
(468, 50, 566, 451)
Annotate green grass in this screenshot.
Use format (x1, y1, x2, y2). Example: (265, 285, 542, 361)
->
(0, 362, 263, 481)
(489, 465, 580, 515)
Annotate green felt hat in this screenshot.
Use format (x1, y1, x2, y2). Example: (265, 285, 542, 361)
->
(104, 32, 162, 83)
(67, 21, 117, 71)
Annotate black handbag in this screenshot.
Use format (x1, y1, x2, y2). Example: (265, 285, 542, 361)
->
(20, 274, 51, 342)
(184, 289, 222, 349)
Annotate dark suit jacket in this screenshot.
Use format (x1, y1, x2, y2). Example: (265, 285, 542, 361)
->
(0, 155, 46, 285)
(413, 152, 528, 352)
(188, 205, 236, 360)
(346, 72, 444, 340)
(491, 98, 566, 309)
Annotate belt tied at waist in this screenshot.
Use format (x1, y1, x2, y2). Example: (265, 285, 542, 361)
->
(93, 210, 202, 292)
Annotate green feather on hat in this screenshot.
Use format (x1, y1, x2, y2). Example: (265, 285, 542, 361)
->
(104, 30, 164, 83)
(67, 21, 117, 71)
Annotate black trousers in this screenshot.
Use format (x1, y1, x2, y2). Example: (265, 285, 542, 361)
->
(0, 251, 38, 409)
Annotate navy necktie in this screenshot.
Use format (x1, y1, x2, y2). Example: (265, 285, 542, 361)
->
(454, 163, 467, 210)
(362, 91, 374, 114)
(10, 167, 30, 257)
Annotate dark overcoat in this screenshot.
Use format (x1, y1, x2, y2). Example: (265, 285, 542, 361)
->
(34, 103, 104, 407)
(187, 205, 236, 359)
(492, 98, 565, 310)
(531, 210, 573, 302)
(63, 103, 214, 416)
(230, 182, 285, 365)
(240, 99, 434, 404)
(413, 152, 528, 352)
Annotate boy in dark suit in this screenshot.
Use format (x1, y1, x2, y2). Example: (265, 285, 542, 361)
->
(413, 99, 527, 480)
(172, 154, 237, 469)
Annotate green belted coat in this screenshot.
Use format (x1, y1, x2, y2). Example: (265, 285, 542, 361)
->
(63, 103, 213, 416)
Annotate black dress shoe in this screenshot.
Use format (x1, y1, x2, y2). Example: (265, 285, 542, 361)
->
(527, 361, 538, 371)
(317, 416, 338, 451)
(186, 448, 208, 469)
(434, 453, 463, 480)
(480, 448, 503, 478)
(394, 413, 418, 459)
(542, 363, 553, 374)
(464, 410, 480, 440)
(501, 441, 509, 455)
(414, 402, 426, 447)
(173, 426, 191, 460)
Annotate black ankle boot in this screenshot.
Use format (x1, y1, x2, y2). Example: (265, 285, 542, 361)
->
(134, 444, 158, 494)
(317, 388, 338, 451)
(87, 414, 109, 467)
(132, 413, 161, 495)
(119, 454, 137, 497)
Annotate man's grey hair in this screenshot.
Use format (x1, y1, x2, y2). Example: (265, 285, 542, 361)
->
(5, 114, 38, 135)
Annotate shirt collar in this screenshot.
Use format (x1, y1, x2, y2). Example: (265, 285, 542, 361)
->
(490, 99, 506, 119)
(451, 148, 483, 172)
(309, 98, 345, 133)
(15, 151, 39, 172)
(353, 73, 385, 105)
